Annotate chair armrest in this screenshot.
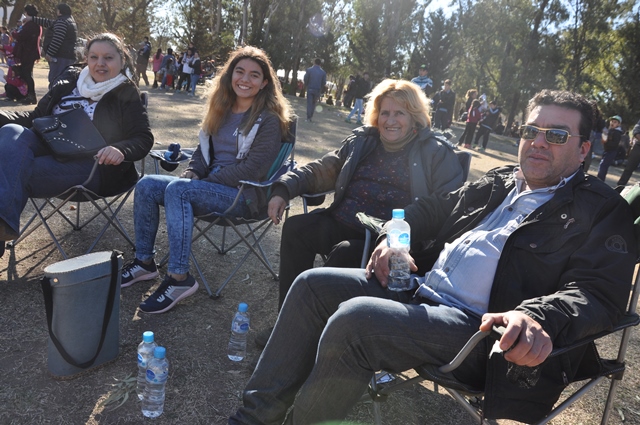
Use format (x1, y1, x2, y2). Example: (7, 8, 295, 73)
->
(300, 190, 334, 213)
(356, 212, 386, 235)
(548, 313, 639, 358)
(301, 190, 335, 199)
(238, 179, 278, 189)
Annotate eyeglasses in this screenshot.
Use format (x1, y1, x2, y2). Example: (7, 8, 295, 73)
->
(519, 125, 581, 145)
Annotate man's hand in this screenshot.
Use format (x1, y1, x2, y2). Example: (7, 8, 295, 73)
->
(267, 196, 286, 225)
(180, 170, 199, 180)
(365, 239, 417, 287)
(480, 311, 552, 367)
(95, 146, 124, 165)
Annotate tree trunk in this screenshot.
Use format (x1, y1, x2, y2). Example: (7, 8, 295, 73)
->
(504, 0, 549, 133)
(9, 0, 27, 29)
(287, 0, 307, 96)
(241, 0, 249, 45)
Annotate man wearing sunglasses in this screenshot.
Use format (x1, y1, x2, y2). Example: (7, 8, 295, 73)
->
(230, 90, 636, 425)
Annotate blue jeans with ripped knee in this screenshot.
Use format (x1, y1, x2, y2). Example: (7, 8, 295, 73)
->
(132, 174, 250, 275)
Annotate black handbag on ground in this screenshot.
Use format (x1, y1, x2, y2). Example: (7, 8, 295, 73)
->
(32, 107, 107, 161)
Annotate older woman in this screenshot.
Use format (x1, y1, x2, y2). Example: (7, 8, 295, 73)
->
(0, 33, 153, 256)
(258, 78, 465, 346)
(120, 46, 293, 314)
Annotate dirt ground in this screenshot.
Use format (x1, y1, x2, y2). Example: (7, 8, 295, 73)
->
(1, 65, 639, 424)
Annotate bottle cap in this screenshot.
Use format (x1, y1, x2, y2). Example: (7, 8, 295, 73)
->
(238, 302, 248, 313)
(392, 209, 405, 219)
(154, 346, 166, 359)
(142, 331, 154, 343)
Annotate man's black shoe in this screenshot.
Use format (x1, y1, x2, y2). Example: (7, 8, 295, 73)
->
(254, 326, 274, 349)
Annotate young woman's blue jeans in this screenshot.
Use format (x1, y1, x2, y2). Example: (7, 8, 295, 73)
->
(230, 267, 487, 425)
(189, 74, 198, 95)
(0, 124, 97, 235)
(132, 174, 250, 275)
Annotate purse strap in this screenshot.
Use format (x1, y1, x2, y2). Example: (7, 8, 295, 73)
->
(41, 251, 120, 369)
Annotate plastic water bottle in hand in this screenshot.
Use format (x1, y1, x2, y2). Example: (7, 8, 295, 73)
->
(387, 209, 412, 291)
(228, 302, 250, 361)
(137, 331, 158, 400)
(142, 347, 169, 418)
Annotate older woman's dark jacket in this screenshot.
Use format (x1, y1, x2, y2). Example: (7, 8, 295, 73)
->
(271, 125, 464, 215)
(0, 66, 153, 196)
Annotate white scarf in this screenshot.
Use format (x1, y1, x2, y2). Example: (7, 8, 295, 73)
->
(76, 66, 129, 101)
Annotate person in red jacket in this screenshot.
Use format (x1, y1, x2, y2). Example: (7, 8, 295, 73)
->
(461, 99, 482, 148)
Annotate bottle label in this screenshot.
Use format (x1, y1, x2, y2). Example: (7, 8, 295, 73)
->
(146, 368, 168, 383)
(388, 230, 410, 248)
(232, 320, 250, 333)
(138, 352, 148, 368)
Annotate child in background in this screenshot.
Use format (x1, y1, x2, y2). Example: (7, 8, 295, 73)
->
(1, 65, 28, 101)
(163, 57, 176, 90)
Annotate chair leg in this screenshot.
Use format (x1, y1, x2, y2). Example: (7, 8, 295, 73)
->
(601, 324, 636, 424)
(25, 198, 71, 259)
(534, 377, 606, 424)
(370, 374, 383, 425)
(601, 379, 621, 425)
(83, 193, 136, 253)
(189, 250, 214, 298)
(225, 220, 278, 279)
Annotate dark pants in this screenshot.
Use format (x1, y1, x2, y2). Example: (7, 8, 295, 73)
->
(278, 212, 365, 309)
(433, 109, 450, 130)
(597, 150, 617, 181)
(618, 144, 640, 186)
(136, 60, 149, 85)
(306, 89, 320, 120)
(460, 122, 477, 145)
(18, 59, 36, 97)
(177, 72, 191, 90)
(229, 268, 486, 425)
(473, 125, 492, 149)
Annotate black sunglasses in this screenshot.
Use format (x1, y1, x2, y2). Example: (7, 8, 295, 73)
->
(519, 125, 581, 145)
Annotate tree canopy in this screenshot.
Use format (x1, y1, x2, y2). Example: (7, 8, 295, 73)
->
(10, 0, 639, 125)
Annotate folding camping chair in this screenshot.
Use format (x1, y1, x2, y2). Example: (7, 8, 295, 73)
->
(365, 183, 640, 425)
(8, 157, 145, 260)
(157, 118, 298, 299)
(8, 94, 149, 260)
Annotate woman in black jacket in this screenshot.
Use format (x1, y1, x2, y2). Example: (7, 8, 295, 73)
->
(13, 4, 42, 104)
(0, 33, 153, 252)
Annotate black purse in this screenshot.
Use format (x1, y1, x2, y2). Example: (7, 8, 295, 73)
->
(32, 107, 107, 161)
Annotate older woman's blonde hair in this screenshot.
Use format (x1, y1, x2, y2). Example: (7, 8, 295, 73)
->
(363, 79, 432, 129)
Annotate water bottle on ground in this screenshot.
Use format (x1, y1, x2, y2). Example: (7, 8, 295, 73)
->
(137, 331, 157, 400)
(228, 302, 250, 361)
(142, 347, 169, 418)
(386, 209, 412, 291)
